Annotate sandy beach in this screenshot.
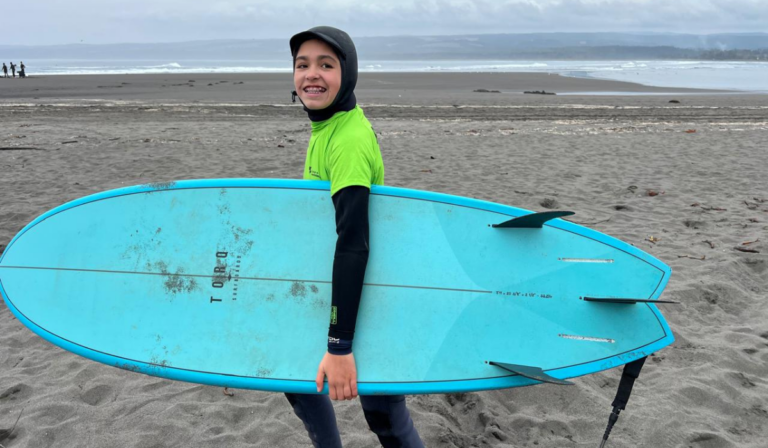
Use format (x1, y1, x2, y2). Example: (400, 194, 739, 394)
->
(1, 72, 767, 448)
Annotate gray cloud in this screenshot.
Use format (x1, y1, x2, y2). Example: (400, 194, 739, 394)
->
(4, 0, 767, 45)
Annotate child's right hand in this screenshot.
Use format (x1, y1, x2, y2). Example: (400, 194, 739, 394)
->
(316, 351, 358, 400)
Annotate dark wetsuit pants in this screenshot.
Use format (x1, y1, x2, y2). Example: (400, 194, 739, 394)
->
(285, 393, 424, 448)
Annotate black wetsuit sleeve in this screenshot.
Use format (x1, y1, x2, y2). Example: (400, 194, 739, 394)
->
(327, 185, 370, 355)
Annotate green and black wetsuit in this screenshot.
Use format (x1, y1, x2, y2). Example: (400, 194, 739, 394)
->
(304, 106, 384, 354)
(292, 28, 384, 356)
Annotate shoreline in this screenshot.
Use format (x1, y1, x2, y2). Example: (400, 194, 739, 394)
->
(0, 72, 738, 106)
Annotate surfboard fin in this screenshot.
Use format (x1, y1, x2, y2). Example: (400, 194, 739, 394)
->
(583, 297, 679, 305)
(489, 361, 574, 385)
(492, 211, 575, 228)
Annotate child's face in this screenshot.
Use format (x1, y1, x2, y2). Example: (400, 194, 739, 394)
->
(293, 39, 342, 110)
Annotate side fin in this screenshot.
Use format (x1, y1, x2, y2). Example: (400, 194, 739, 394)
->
(492, 211, 575, 228)
(583, 297, 679, 305)
(489, 361, 574, 385)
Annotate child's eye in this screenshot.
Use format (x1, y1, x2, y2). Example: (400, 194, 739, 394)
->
(322, 63, 334, 69)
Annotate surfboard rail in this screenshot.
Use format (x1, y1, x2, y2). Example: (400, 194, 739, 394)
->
(0, 178, 674, 395)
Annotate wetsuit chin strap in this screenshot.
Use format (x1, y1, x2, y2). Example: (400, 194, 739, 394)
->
(289, 90, 357, 122)
(599, 356, 647, 448)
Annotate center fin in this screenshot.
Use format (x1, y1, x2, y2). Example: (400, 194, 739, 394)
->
(583, 297, 679, 305)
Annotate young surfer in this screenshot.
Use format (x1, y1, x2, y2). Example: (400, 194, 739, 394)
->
(284, 26, 425, 448)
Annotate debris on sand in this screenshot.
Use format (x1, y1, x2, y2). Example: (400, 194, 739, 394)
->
(524, 90, 556, 95)
(0, 409, 23, 445)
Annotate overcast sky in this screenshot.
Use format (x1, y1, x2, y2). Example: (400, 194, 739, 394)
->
(5, 0, 767, 46)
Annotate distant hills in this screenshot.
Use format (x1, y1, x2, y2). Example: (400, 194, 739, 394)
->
(2, 32, 767, 60)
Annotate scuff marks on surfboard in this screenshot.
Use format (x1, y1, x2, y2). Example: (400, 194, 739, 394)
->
(143, 181, 176, 191)
(289, 281, 307, 299)
(148, 261, 200, 296)
(286, 281, 328, 310)
(215, 189, 255, 256)
(115, 362, 141, 373)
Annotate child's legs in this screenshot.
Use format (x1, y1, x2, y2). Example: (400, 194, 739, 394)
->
(285, 393, 343, 448)
(360, 395, 424, 448)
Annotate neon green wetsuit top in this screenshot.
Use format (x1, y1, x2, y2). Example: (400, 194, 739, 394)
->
(303, 105, 384, 195)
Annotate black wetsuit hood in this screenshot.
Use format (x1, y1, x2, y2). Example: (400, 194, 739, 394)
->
(290, 26, 358, 122)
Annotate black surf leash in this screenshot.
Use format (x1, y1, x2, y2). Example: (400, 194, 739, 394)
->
(599, 356, 647, 448)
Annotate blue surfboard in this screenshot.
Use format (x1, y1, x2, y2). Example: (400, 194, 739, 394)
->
(0, 179, 674, 395)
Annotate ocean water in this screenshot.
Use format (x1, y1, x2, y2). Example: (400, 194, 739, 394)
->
(14, 59, 768, 92)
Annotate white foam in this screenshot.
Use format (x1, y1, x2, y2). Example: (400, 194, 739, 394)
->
(19, 59, 768, 91)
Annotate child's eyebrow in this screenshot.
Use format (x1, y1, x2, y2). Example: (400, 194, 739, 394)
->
(295, 54, 338, 63)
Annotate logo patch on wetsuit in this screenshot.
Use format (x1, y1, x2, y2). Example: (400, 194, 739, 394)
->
(330, 306, 337, 325)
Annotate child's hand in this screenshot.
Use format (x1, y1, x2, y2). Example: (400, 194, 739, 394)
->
(316, 352, 358, 400)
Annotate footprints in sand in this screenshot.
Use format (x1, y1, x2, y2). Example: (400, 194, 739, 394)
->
(686, 432, 736, 447)
(417, 392, 503, 446)
(0, 384, 32, 402)
(415, 392, 577, 447)
(1, 381, 116, 410)
(539, 197, 559, 209)
(729, 372, 758, 388)
(683, 219, 707, 229)
(79, 384, 114, 406)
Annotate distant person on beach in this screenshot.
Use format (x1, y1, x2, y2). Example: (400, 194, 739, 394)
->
(10, 62, 16, 78)
(2, 63, 7, 78)
(19, 61, 26, 78)
(285, 26, 424, 448)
